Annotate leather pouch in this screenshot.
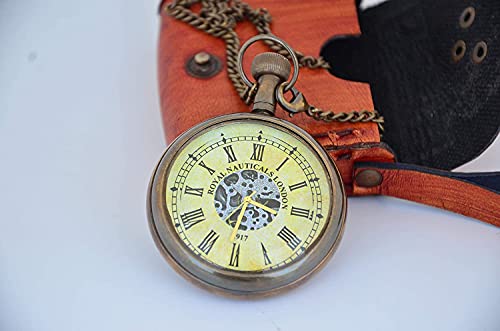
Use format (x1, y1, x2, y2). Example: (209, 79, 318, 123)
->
(157, 0, 499, 226)
(158, 0, 395, 195)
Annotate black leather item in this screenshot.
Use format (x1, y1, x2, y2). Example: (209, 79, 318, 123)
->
(321, 0, 500, 170)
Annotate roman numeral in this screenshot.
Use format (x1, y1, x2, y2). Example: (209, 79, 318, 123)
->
(198, 230, 219, 255)
(250, 143, 265, 161)
(290, 206, 312, 220)
(276, 157, 289, 171)
(180, 208, 205, 230)
(223, 145, 237, 163)
(289, 181, 307, 191)
(198, 160, 215, 175)
(277, 226, 302, 250)
(229, 242, 240, 267)
(184, 185, 204, 197)
(261, 242, 272, 266)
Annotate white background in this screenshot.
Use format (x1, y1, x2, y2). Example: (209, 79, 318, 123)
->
(1, 1, 499, 330)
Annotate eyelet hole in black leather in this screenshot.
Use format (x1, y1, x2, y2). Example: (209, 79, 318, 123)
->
(459, 7, 475, 28)
(472, 41, 488, 63)
(452, 40, 466, 63)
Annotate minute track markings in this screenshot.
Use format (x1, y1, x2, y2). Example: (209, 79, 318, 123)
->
(170, 133, 325, 268)
(177, 135, 317, 180)
(170, 140, 223, 254)
(175, 136, 323, 210)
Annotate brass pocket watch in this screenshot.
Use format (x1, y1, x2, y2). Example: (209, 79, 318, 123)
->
(148, 36, 346, 296)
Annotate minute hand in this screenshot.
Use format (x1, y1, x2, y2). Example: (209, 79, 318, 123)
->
(247, 199, 278, 215)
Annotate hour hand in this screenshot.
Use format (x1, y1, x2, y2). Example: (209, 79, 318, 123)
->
(222, 191, 257, 222)
(223, 204, 243, 222)
(230, 201, 249, 242)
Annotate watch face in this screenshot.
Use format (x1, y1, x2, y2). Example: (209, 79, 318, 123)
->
(148, 113, 346, 296)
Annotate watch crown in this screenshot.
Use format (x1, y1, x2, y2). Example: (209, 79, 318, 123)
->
(251, 52, 291, 82)
(250, 52, 292, 115)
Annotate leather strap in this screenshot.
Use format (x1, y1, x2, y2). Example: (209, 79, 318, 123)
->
(353, 162, 500, 227)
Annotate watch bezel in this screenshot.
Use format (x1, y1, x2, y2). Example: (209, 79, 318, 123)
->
(147, 113, 346, 297)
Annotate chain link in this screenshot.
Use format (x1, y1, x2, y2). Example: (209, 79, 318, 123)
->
(308, 108, 384, 132)
(164, 0, 384, 131)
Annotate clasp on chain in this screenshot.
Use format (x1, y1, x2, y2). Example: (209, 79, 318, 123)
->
(276, 83, 311, 116)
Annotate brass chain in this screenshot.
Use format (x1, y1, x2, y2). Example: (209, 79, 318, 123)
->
(307, 108, 384, 129)
(164, 0, 384, 132)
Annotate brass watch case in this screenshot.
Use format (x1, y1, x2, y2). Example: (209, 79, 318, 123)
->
(147, 113, 347, 297)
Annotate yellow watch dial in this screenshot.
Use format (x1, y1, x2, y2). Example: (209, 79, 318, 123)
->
(165, 120, 333, 272)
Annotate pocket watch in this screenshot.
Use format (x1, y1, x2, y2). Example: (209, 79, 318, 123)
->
(147, 36, 346, 297)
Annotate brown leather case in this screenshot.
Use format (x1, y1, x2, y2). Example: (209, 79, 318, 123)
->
(158, 0, 395, 195)
(157, 0, 499, 226)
